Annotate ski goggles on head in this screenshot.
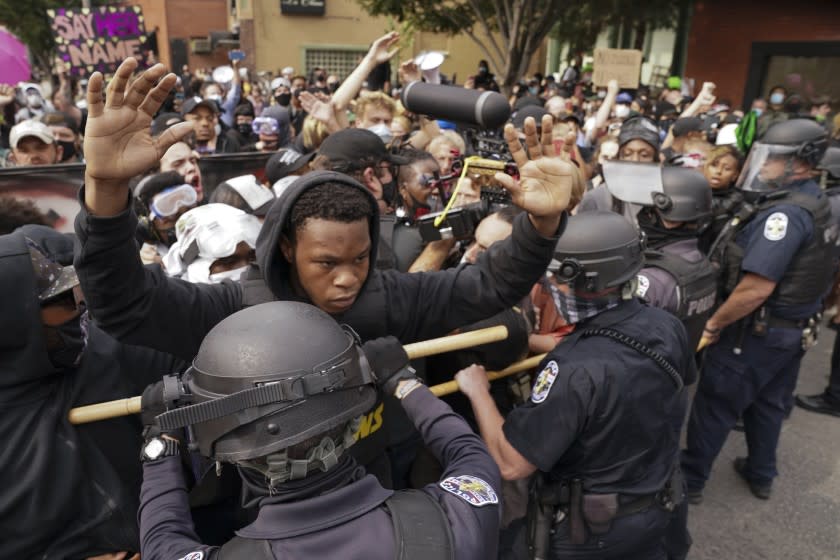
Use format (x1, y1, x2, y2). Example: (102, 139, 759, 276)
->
(252, 116, 280, 135)
(150, 184, 198, 219)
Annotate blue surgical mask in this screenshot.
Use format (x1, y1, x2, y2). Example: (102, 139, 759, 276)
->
(753, 108, 763, 118)
(529, 86, 539, 95)
(769, 93, 785, 106)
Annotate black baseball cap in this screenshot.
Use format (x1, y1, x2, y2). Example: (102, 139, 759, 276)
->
(265, 148, 316, 184)
(181, 96, 220, 117)
(152, 112, 184, 136)
(672, 117, 704, 138)
(511, 105, 549, 130)
(317, 129, 409, 170)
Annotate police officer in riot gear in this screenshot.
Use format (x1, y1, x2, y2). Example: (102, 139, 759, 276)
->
(456, 212, 695, 560)
(634, 166, 718, 350)
(578, 115, 662, 224)
(796, 146, 840, 417)
(682, 119, 834, 502)
(138, 301, 501, 560)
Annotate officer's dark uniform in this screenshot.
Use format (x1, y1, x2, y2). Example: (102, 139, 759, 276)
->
(637, 238, 717, 351)
(139, 384, 501, 560)
(503, 299, 696, 559)
(699, 186, 744, 254)
(682, 178, 834, 493)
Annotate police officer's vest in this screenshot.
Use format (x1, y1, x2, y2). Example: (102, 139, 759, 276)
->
(212, 489, 455, 560)
(643, 249, 717, 350)
(713, 190, 835, 308)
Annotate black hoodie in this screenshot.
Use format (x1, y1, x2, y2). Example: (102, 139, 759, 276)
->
(75, 170, 562, 356)
(0, 226, 184, 559)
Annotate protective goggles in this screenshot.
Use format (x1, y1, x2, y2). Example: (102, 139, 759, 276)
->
(252, 116, 280, 135)
(150, 184, 198, 219)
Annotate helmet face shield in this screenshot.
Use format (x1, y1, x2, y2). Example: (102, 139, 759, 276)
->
(737, 142, 799, 193)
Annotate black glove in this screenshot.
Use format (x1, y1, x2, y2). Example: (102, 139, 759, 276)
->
(362, 336, 416, 396)
(141, 374, 183, 438)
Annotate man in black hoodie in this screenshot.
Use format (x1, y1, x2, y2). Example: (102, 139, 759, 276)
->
(75, 59, 578, 480)
(0, 225, 185, 559)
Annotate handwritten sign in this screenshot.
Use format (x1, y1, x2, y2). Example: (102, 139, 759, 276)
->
(46, 5, 150, 77)
(281, 0, 326, 16)
(593, 48, 643, 89)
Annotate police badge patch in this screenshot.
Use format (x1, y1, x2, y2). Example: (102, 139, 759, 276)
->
(763, 212, 788, 241)
(440, 475, 499, 507)
(531, 360, 559, 403)
(176, 552, 203, 560)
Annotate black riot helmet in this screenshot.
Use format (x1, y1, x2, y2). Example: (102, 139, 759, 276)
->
(819, 146, 840, 181)
(652, 166, 713, 222)
(738, 118, 829, 192)
(548, 211, 645, 292)
(157, 302, 376, 465)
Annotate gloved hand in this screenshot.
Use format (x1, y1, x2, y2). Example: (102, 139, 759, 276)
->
(362, 336, 416, 396)
(141, 380, 166, 438)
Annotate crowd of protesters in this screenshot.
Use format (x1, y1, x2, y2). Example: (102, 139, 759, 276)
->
(1, 28, 839, 560)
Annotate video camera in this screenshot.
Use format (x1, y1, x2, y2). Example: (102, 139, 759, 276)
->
(402, 83, 517, 241)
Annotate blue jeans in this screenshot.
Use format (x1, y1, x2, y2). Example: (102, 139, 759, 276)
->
(682, 326, 803, 489)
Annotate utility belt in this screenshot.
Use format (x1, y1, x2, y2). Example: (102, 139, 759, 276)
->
(740, 306, 821, 352)
(528, 467, 683, 556)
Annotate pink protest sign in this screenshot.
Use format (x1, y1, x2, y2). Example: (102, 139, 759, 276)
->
(46, 5, 150, 77)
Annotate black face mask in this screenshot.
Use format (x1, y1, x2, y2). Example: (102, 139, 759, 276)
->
(43, 308, 89, 370)
(328, 82, 339, 93)
(58, 140, 77, 162)
(275, 93, 291, 107)
(381, 177, 398, 207)
(237, 123, 253, 137)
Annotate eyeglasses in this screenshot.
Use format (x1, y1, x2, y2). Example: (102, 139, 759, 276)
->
(150, 184, 198, 219)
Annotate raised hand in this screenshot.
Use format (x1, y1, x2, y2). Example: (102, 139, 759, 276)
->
(367, 31, 400, 65)
(494, 114, 582, 236)
(399, 61, 421, 84)
(0, 84, 14, 107)
(299, 90, 342, 133)
(83, 58, 194, 216)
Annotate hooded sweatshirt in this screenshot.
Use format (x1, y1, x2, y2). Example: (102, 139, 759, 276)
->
(0, 226, 184, 559)
(75, 170, 562, 357)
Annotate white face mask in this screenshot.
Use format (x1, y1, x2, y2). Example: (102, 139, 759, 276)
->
(214, 123, 222, 137)
(367, 123, 393, 144)
(615, 105, 631, 119)
(208, 265, 248, 283)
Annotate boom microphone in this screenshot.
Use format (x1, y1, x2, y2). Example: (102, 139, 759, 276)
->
(401, 82, 511, 130)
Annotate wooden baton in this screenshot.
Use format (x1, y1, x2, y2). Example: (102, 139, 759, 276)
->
(67, 325, 510, 425)
(429, 353, 547, 397)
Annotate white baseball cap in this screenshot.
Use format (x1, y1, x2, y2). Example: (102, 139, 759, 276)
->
(10, 120, 55, 149)
(270, 77, 291, 91)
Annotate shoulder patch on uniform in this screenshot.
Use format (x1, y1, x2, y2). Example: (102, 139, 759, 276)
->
(763, 212, 789, 241)
(176, 552, 203, 560)
(531, 360, 559, 403)
(636, 274, 650, 298)
(440, 475, 498, 507)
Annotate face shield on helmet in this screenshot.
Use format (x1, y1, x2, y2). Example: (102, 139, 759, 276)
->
(736, 142, 801, 193)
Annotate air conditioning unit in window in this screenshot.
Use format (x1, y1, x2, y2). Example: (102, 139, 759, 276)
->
(191, 38, 212, 54)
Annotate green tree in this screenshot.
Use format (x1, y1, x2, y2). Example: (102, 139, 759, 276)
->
(356, 0, 568, 92)
(0, 0, 108, 78)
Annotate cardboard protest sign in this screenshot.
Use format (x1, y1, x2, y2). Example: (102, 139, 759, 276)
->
(47, 5, 150, 77)
(593, 48, 643, 89)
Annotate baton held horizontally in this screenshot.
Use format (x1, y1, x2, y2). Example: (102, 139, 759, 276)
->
(429, 353, 547, 397)
(68, 325, 510, 425)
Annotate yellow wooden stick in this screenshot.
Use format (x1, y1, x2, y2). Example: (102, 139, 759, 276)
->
(430, 353, 547, 397)
(68, 326, 511, 425)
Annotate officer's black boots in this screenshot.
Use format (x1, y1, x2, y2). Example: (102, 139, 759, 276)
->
(794, 393, 840, 418)
(733, 457, 772, 500)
